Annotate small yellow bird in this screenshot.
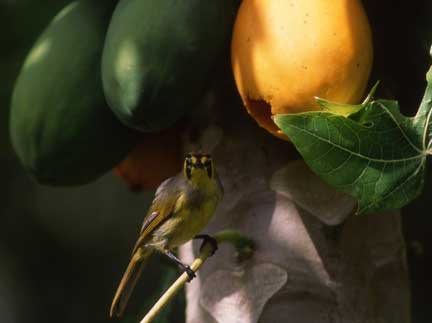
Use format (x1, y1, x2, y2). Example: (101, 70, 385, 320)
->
(110, 153, 223, 317)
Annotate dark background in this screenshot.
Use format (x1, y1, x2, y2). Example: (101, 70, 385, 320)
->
(0, 1, 184, 323)
(0, 0, 431, 322)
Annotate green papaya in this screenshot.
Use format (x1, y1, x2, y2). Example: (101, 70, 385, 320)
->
(102, 0, 239, 131)
(10, 0, 137, 186)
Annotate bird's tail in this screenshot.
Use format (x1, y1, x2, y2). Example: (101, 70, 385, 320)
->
(110, 247, 153, 318)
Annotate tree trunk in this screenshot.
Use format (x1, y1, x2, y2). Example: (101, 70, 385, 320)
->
(179, 88, 410, 323)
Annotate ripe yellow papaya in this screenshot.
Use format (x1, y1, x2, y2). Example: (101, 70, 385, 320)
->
(231, 0, 373, 140)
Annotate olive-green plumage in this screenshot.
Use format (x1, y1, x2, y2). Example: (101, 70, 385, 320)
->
(110, 153, 223, 317)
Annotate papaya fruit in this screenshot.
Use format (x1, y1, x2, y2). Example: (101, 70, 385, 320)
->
(102, 0, 239, 132)
(114, 127, 182, 192)
(231, 0, 373, 140)
(10, 0, 137, 186)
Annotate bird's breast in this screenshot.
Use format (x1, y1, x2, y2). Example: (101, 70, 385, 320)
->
(164, 191, 220, 249)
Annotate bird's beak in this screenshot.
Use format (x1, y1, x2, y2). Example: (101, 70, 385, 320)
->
(194, 162, 205, 169)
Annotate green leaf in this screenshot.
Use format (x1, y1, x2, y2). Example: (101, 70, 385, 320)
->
(274, 74, 432, 215)
(315, 81, 380, 117)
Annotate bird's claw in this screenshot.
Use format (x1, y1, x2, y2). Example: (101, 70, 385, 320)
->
(195, 234, 218, 256)
(185, 266, 196, 282)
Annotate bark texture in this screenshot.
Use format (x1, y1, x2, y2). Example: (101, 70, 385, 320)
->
(179, 89, 410, 323)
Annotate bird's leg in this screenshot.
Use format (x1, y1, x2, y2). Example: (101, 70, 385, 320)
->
(194, 234, 218, 256)
(163, 250, 196, 282)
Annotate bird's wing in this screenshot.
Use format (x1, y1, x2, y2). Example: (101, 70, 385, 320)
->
(131, 176, 181, 254)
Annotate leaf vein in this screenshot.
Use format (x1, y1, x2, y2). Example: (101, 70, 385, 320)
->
(377, 102, 423, 154)
(289, 123, 423, 163)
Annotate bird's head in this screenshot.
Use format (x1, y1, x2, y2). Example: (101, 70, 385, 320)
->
(183, 153, 214, 184)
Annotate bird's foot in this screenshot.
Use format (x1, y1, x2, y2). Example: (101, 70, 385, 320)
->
(184, 265, 196, 282)
(163, 249, 196, 282)
(195, 234, 218, 256)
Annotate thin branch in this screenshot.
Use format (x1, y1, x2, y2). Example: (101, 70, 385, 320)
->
(427, 137, 432, 150)
(422, 105, 432, 150)
(139, 230, 254, 323)
(361, 80, 380, 105)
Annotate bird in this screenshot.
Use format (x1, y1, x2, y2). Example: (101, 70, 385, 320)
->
(110, 152, 224, 318)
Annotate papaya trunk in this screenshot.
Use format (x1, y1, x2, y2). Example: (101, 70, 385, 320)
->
(179, 86, 410, 323)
